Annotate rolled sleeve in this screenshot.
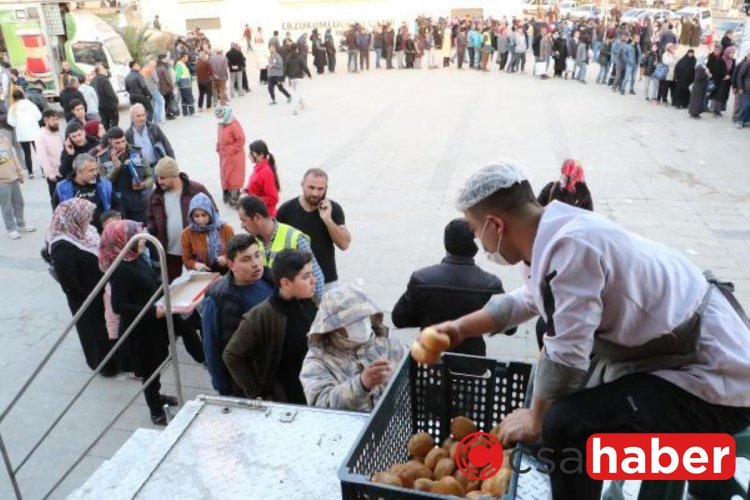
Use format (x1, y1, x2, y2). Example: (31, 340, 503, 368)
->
(483, 283, 538, 332)
(297, 235, 325, 297)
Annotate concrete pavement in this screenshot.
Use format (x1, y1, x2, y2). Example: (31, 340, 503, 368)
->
(1, 59, 749, 498)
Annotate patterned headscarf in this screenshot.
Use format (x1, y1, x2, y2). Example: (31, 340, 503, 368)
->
(214, 105, 233, 126)
(47, 199, 100, 256)
(188, 193, 225, 265)
(98, 220, 144, 271)
(560, 159, 586, 193)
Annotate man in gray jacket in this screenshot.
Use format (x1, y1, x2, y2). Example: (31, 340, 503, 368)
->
(735, 51, 750, 128)
(267, 45, 291, 105)
(209, 49, 229, 104)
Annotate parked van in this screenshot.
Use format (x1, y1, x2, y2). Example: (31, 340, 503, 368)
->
(675, 7, 713, 32)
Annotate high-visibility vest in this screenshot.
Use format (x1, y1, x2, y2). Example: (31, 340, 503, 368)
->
(258, 222, 304, 267)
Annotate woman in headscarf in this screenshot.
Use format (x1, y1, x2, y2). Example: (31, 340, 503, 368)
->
(537, 159, 594, 211)
(47, 199, 118, 374)
(673, 48, 697, 109)
(181, 192, 235, 273)
(706, 44, 735, 116)
(688, 63, 710, 119)
(215, 105, 246, 207)
(311, 28, 327, 75)
(324, 29, 336, 73)
(300, 284, 407, 412)
(100, 219, 175, 425)
(84, 119, 108, 155)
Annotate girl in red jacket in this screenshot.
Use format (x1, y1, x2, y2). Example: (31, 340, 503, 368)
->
(244, 140, 280, 216)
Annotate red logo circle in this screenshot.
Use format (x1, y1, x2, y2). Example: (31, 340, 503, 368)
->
(455, 431, 504, 481)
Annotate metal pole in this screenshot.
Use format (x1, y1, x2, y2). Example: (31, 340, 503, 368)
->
(42, 357, 173, 500)
(12, 285, 164, 475)
(0, 233, 179, 424)
(152, 234, 183, 406)
(0, 431, 21, 499)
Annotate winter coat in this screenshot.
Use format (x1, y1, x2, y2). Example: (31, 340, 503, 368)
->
(156, 63, 174, 94)
(59, 135, 99, 179)
(598, 41, 612, 66)
(689, 65, 709, 116)
(210, 53, 229, 80)
(181, 223, 235, 271)
(244, 158, 278, 217)
(226, 48, 245, 72)
(391, 255, 514, 357)
(540, 36, 553, 60)
(706, 53, 733, 104)
(91, 74, 118, 111)
(216, 118, 246, 190)
(662, 51, 677, 81)
(125, 122, 175, 161)
(200, 270, 274, 395)
(576, 43, 589, 65)
(285, 53, 311, 79)
(301, 329, 407, 412)
(146, 173, 213, 249)
(736, 60, 750, 95)
(674, 55, 697, 89)
(124, 69, 151, 103)
(8, 99, 41, 142)
(59, 87, 86, 121)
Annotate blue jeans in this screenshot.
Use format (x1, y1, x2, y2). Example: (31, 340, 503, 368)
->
(577, 63, 587, 81)
(375, 48, 382, 68)
(592, 40, 602, 61)
(150, 88, 165, 123)
(596, 63, 608, 83)
(623, 65, 637, 92)
(740, 93, 750, 124)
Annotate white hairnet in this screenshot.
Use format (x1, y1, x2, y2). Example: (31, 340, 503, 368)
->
(455, 161, 528, 211)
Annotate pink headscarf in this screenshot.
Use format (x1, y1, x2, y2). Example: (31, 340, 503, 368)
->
(560, 159, 586, 193)
(722, 46, 736, 73)
(47, 199, 99, 256)
(98, 220, 143, 271)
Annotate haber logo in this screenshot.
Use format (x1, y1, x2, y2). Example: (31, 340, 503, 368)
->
(455, 431, 504, 481)
(587, 434, 736, 481)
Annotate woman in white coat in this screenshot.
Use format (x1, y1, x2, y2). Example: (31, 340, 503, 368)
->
(8, 89, 42, 178)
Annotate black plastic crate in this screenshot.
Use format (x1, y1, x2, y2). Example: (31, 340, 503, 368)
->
(339, 352, 534, 499)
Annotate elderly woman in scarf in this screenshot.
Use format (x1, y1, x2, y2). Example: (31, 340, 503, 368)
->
(180, 192, 235, 273)
(100, 219, 176, 425)
(300, 284, 407, 412)
(537, 159, 593, 211)
(215, 105, 246, 207)
(47, 198, 118, 374)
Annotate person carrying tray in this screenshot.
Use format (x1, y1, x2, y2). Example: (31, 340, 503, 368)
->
(421, 161, 750, 499)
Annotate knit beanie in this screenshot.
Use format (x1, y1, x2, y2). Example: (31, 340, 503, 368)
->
(154, 157, 180, 178)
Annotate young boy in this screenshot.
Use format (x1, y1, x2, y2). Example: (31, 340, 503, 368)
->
(68, 98, 87, 127)
(201, 234, 273, 396)
(223, 248, 317, 403)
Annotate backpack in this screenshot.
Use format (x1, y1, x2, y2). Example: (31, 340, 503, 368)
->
(653, 62, 668, 81)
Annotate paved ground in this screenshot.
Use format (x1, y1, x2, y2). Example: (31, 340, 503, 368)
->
(1, 55, 750, 498)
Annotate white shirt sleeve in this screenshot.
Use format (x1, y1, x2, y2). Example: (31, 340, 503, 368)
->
(483, 266, 538, 332)
(541, 236, 605, 372)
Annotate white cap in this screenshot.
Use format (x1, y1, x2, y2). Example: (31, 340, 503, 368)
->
(455, 161, 527, 211)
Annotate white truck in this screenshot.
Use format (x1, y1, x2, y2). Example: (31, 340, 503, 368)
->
(0, 3, 131, 99)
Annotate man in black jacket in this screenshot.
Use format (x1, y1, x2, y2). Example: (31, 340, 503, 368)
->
(59, 122, 99, 178)
(285, 44, 312, 115)
(124, 61, 153, 121)
(25, 80, 49, 125)
(391, 218, 515, 356)
(226, 43, 246, 98)
(59, 76, 86, 122)
(91, 64, 120, 130)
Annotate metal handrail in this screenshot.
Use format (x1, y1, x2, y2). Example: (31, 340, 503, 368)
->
(0, 233, 184, 499)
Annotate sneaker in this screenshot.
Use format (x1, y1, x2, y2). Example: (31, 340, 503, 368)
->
(29, 173, 34, 179)
(286, 96, 292, 103)
(736, 121, 744, 129)
(150, 412, 168, 426)
(8, 231, 20, 240)
(160, 395, 179, 407)
(269, 100, 277, 105)
(292, 109, 299, 115)
(17, 226, 35, 233)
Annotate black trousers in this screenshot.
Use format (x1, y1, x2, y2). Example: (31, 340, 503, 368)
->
(164, 92, 177, 118)
(198, 82, 212, 109)
(467, 47, 476, 68)
(46, 178, 58, 208)
(19, 141, 35, 175)
(100, 106, 119, 130)
(267, 76, 290, 101)
(498, 51, 509, 69)
(658, 80, 675, 104)
(542, 373, 750, 500)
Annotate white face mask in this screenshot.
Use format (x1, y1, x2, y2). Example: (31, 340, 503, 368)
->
(475, 219, 512, 266)
(345, 317, 373, 344)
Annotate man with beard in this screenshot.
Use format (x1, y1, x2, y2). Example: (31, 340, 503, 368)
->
(276, 168, 350, 289)
(673, 48, 696, 109)
(53, 153, 119, 233)
(59, 122, 100, 179)
(35, 109, 64, 205)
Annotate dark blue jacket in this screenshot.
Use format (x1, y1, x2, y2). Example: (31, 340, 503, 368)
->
(54, 176, 114, 211)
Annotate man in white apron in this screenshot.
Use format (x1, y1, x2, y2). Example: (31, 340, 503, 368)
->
(428, 161, 750, 499)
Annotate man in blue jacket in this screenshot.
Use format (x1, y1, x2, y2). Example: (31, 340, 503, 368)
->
(53, 153, 118, 233)
(200, 234, 273, 396)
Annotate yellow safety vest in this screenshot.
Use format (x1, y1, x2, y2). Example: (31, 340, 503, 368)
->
(257, 223, 304, 267)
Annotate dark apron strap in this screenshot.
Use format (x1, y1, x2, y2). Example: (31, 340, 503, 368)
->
(704, 270, 750, 329)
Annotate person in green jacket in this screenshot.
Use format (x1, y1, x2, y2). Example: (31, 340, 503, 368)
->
(175, 53, 195, 117)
